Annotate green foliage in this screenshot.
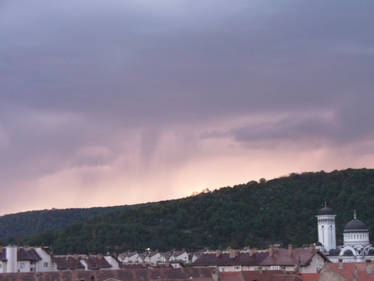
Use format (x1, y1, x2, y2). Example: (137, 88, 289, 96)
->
(0, 205, 136, 241)
(13, 169, 374, 254)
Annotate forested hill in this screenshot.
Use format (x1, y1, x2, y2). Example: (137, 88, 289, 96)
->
(18, 169, 374, 254)
(0, 205, 135, 240)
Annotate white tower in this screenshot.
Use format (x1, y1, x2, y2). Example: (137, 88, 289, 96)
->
(5, 245, 17, 273)
(316, 202, 336, 252)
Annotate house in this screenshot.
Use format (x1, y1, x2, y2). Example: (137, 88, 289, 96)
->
(144, 252, 168, 265)
(169, 250, 190, 264)
(192, 246, 328, 273)
(260, 245, 328, 273)
(0, 245, 52, 273)
(118, 252, 144, 264)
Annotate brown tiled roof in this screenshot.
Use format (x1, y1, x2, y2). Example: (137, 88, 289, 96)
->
(53, 255, 85, 270)
(84, 255, 112, 270)
(260, 248, 320, 267)
(17, 248, 41, 262)
(269, 274, 303, 281)
(221, 271, 303, 281)
(6, 267, 205, 281)
(0, 248, 6, 261)
(300, 273, 320, 281)
(120, 264, 147, 270)
(192, 251, 268, 266)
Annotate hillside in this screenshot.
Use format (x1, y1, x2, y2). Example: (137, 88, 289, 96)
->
(0, 205, 134, 240)
(19, 168, 374, 254)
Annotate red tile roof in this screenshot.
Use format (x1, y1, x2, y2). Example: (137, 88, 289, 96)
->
(85, 255, 112, 270)
(53, 255, 85, 270)
(300, 273, 320, 281)
(193, 248, 325, 268)
(0, 267, 214, 281)
(329, 262, 374, 281)
(193, 251, 268, 266)
(221, 271, 303, 281)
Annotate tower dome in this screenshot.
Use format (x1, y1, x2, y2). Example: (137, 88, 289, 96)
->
(343, 210, 370, 248)
(318, 206, 334, 216)
(344, 210, 368, 233)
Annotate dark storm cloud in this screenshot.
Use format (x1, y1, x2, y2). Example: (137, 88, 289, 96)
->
(1, 0, 374, 213)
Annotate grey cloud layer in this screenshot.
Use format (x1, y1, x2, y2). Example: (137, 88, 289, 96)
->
(1, 0, 374, 213)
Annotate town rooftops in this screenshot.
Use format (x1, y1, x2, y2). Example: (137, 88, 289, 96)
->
(0, 247, 41, 262)
(260, 248, 325, 267)
(220, 271, 303, 281)
(0, 268, 215, 281)
(53, 255, 85, 270)
(329, 261, 374, 281)
(192, 251, 268, 266)
(192, 247, 327, 268)
(85, 255, 112, 270)
(300, 273, 320, 281)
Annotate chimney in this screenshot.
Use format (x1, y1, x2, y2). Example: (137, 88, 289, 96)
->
(353, 265, 358, 281)
(288, 244, 293, 256)
(269, 245, 273, 257)
(5, 245, 17, 273)
(229, 250, 238, 259)
(249, 248, 256, 256)
(212, 269, 220, 281)
(215, 250, 221, 258)
(366, 259, 372, 274)
(308, 245, 315, 253)
(338, 258, 343, 269)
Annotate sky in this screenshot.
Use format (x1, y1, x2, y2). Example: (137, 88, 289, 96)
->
(1, 0, 374, 215)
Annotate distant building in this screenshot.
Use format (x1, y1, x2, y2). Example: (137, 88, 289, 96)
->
(316, 204, 374, 262)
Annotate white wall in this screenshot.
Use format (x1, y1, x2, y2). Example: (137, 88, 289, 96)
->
(34, 247, 54, 272)
(300, 254, 325, 273)
(5, 245, 17, 273)
(104, 256, 119, 269)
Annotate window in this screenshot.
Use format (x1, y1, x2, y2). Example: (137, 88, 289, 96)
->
(20, 263, 25, 269)
(43, 262, 49, 268)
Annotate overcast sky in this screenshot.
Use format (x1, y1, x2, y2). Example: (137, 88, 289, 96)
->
(1, 0, 374, 215)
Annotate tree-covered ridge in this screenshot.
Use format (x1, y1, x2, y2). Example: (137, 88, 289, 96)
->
(0, 205, 135, 240)
(19, 169, 374, 254)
